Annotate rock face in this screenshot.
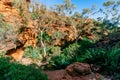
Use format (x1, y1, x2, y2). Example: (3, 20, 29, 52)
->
(0, 0, 30, 25)
(0, 0, 19, 51)
(0, 0, 20, 25)
(0, 0, 31, 60)
(44, 62, 104, 80)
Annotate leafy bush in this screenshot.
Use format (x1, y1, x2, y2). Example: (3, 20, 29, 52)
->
(31, 12, 39, 20)
(77, 48, 107, 64)
(106, 47, 120, 74)
(38, 29, 52, 43)
(78, 37, 95, 54)
(0, 50, 6, 56)
(0, 13, 5, 21)
(0, 57, 48, 80)
(108, 32, 120, 39)
(53, 31, 63, 39)
(24, 45, 61, 67)
(24, 46, 43, 60)
(47, 37, 94, 69)
(49, 42, 80, 69)
(12, 0, 30, 26)
(0, 22, 17, 45)
(77, 47, 120, 76)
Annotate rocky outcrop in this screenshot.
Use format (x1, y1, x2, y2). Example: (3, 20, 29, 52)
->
(0, 0, 25, 51)
(0, 0, 31, 60)
(0, 0, 21, 25)
(0, 0, 95, 61)
(44, 62, 104, 80)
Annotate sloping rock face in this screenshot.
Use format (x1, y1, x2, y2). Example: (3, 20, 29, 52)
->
(0, 0, 31, 60)
(44, 62, 104, 80)
(0, 0, 20, 51)
(0, 0, 21, 25)
(0, 0, 76, 60)
(0, 0, 30, 26)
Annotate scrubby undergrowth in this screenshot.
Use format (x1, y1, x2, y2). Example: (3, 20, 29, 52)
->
(0, 57, 48, 80)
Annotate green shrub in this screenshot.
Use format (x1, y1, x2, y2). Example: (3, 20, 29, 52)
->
(24, 46, 43, 60)
(0, 22, 17, 45)
(106, 47, 120, 74)
(77, 48, 107, 64)
(108, 32, 120, 40)
(77, 47, 120, 76)
(31, 12, 39, 20)
(0, 50, 6, 56)
(53, 31, 63, 39)
(47, 37, 94, 69)
(24, 45, 62, 68)
(0, 13, 5, 21)
(0, 57, 48, 80)
(50, 42, 81, 69)
(78, 37, 95, 55)
(37, 29, 52, 43)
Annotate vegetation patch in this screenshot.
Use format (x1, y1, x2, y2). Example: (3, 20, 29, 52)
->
(0, 57, 48, 80)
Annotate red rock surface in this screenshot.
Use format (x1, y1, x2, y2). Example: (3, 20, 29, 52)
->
(66, 62, 91, 76)
(0, 0, 31, 60)
(0, 0, 21, 25)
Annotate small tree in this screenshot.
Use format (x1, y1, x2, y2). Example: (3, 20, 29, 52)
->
(101, 0, 120, 28)
(55, 0, 75, 16)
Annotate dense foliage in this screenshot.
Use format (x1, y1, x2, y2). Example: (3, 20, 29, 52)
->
(0, 57, 48, 80)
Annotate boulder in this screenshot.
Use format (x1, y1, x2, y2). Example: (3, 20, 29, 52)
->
(66, 62, 91, 76)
